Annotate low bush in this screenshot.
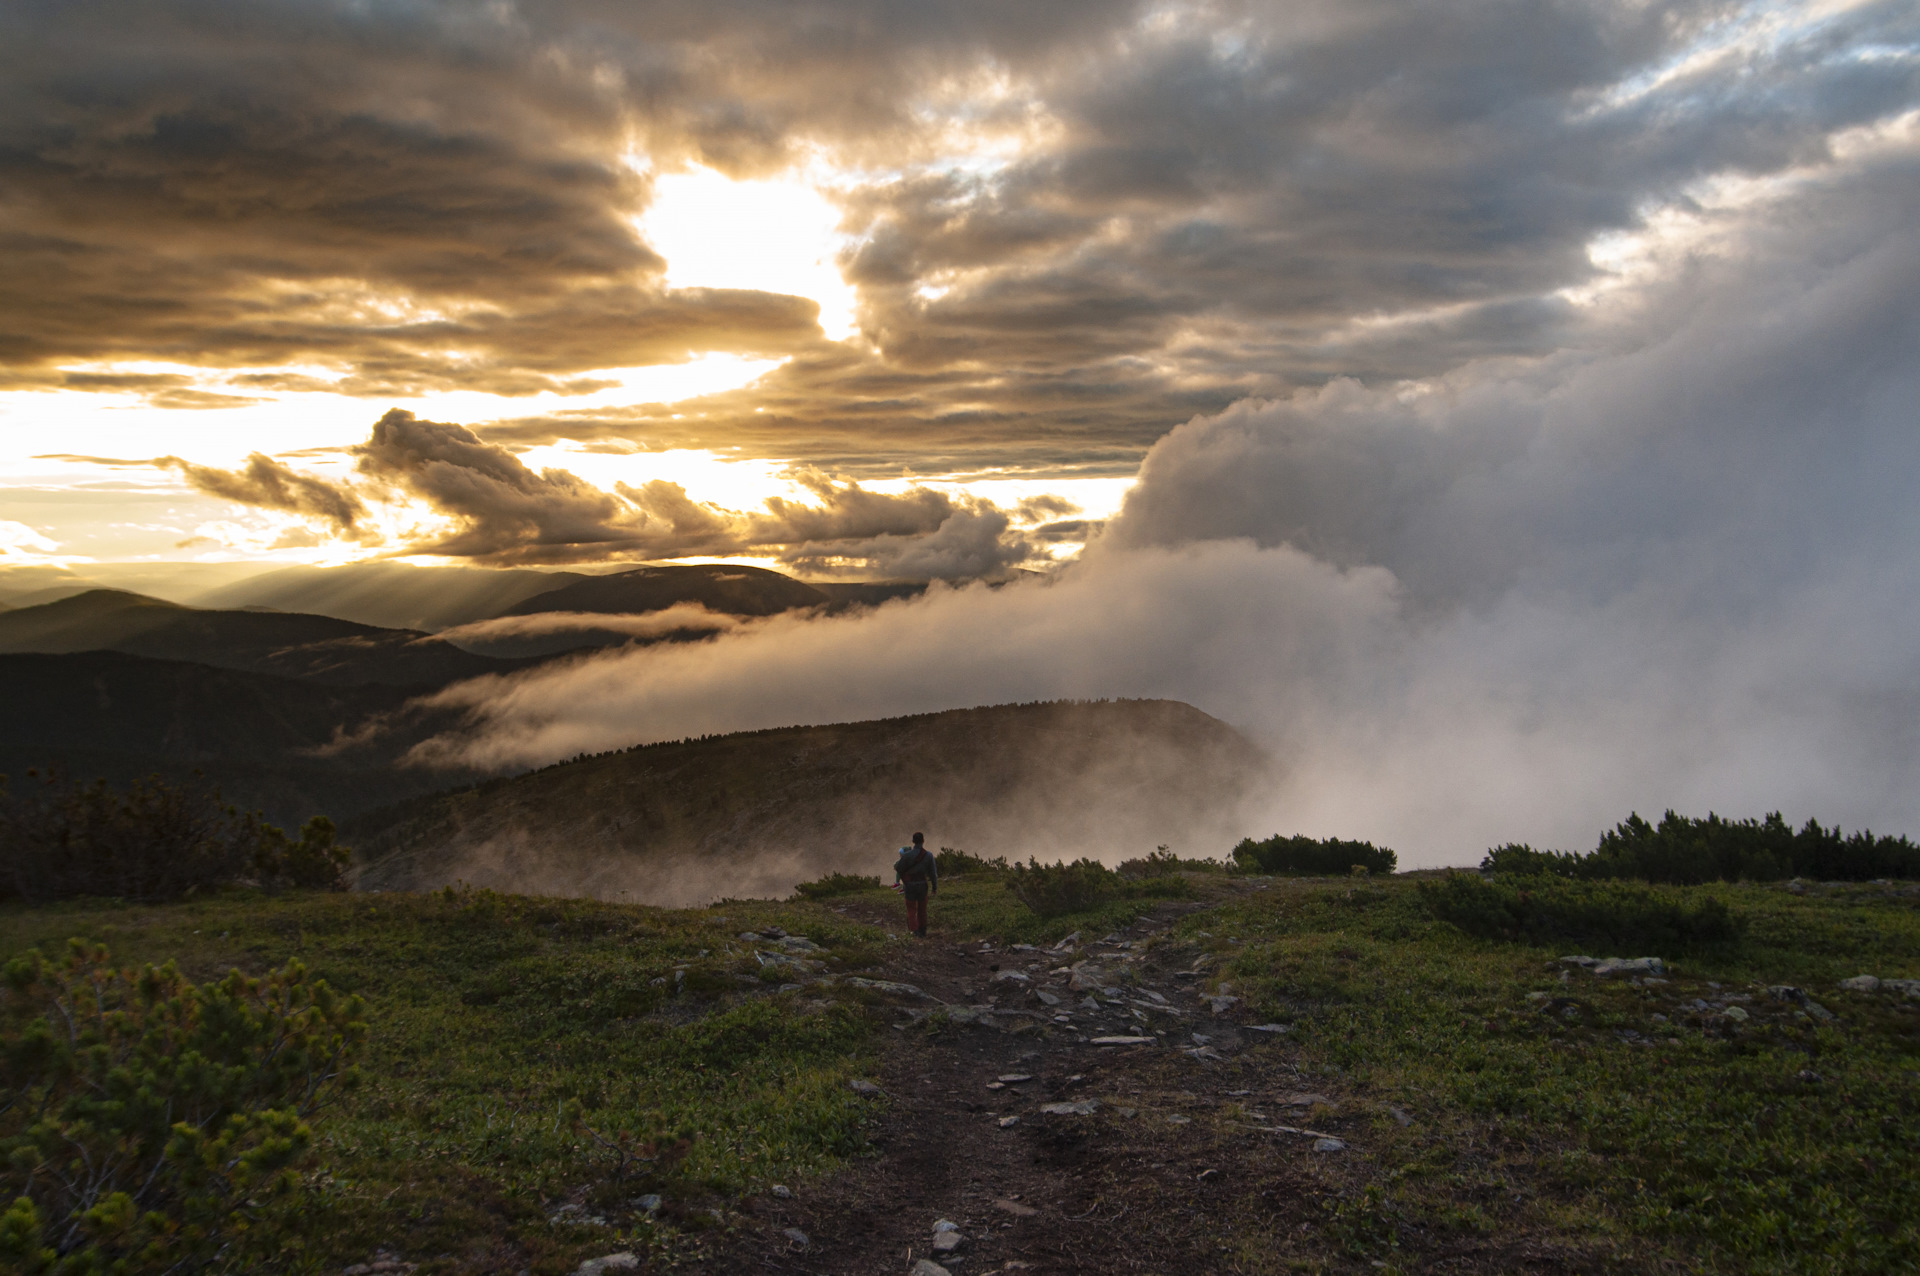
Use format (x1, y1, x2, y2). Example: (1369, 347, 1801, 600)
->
(1004, 858, 1192, 918)
(0, 941, 367, 1273)
(1005, 858, 1117, 917)
(1232, 834, 1398, 876)
(0, 770, 350, 902)
(934, 848, 1009, 877)
(1116, 847, 1230, 877)
(1420, 873, 1746, 950)
(792, 872, 883, 900)
(1481, 810, 1920, 884)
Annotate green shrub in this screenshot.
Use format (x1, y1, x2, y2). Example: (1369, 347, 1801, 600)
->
(0, 941, 367, 1273)
(1116, 847, 1229, 877)
(792, 872, 883, 899)
(1004, 858, 1192, 918)
(257, 814, 352, 891)
(1232, 834, 1397, 876)
(1420, 873, 1746, 950)
(1005, 858, 1120, 917)
(0, 771, 350, 903)
(1479, 842, 1581, 877)
(934, 848, 1008, 877)
(1480, 811, 1920, 884)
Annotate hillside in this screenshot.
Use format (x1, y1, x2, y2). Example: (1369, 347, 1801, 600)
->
(0, 589, 534, 686)
(500, 563, 834, 618)
(350, 699, 1272, 903)
(0, 650, 479, 827)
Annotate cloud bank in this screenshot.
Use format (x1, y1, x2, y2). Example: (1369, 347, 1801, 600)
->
(8, 0, 1915, 475)
(406, 125, 1920, 864)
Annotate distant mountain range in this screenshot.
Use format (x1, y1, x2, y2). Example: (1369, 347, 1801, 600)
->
(0, 563, 941, 835)
(499, 564, 832, 617)
(189, 563, 591, 631)
(0, 589, 534, 687)
(348, 699, 1272, 906)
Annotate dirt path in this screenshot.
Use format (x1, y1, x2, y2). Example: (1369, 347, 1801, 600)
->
(690, 893, 1376, 1276)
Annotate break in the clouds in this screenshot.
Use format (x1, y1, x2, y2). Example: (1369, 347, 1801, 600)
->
(408, 122, 1920, 862)
(5, 0, 1916, 475)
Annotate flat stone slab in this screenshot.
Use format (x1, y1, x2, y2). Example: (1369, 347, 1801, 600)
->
(843, 977, 928, 998)
(1090, 1035, 1156, 1046)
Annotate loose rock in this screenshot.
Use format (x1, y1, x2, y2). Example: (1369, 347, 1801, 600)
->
(782, 1228, 809, 1249)
(910, 1262, 952, 1276)
(1068, 963, 1109, 993)
(1040, 1099, 1101, 1116)
(575, 1255, 638, 1276)
(1592, 957, 1667, 977)
(993, 1198, 1039, 1217)
(845, 977, 929, 998)
(1839, 975, 1881, 992)
(849, 1079, 886, 1097)
(1091, 1035, 1155, 1046)
(1312, 1137, 1347, 1153)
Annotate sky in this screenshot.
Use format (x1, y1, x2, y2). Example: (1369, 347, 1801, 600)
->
(3, 0, 1919, 860)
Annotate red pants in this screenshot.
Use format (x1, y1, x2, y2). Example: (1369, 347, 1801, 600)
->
(905, 897, 928, 933)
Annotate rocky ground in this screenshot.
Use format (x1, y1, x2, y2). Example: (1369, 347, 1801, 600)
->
(679, 893, 1574, 1276)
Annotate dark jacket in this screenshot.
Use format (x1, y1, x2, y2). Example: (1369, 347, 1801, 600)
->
(894, 847, 938, 901)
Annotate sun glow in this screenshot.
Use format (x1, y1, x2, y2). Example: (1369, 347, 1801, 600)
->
(638, 164, 860, 341)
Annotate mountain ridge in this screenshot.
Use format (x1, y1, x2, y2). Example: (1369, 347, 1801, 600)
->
(349, 698, 1272, 906)
(0, 589, 536, 687)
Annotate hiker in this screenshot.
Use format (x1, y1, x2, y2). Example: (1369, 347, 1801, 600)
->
(893, 832, 938, 938)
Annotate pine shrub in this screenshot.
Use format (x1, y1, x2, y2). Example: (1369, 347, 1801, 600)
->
(1420, 873, 1746, 951)
(0, 942, 367, 1272)
(1231, 834, 1397, 876)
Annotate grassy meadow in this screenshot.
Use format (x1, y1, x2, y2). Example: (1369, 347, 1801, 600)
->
(2, 871, 1916, 1272)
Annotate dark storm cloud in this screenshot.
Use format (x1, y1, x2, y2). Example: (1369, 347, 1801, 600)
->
(6, 0, 1918, 470)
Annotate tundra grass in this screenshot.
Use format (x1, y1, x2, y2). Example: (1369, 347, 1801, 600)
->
(7, 875, 1915, 1273)
(0, 888, 893, 1274)
(841, 870, 1225, 945)
(1168, 876, 1920, 1273)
